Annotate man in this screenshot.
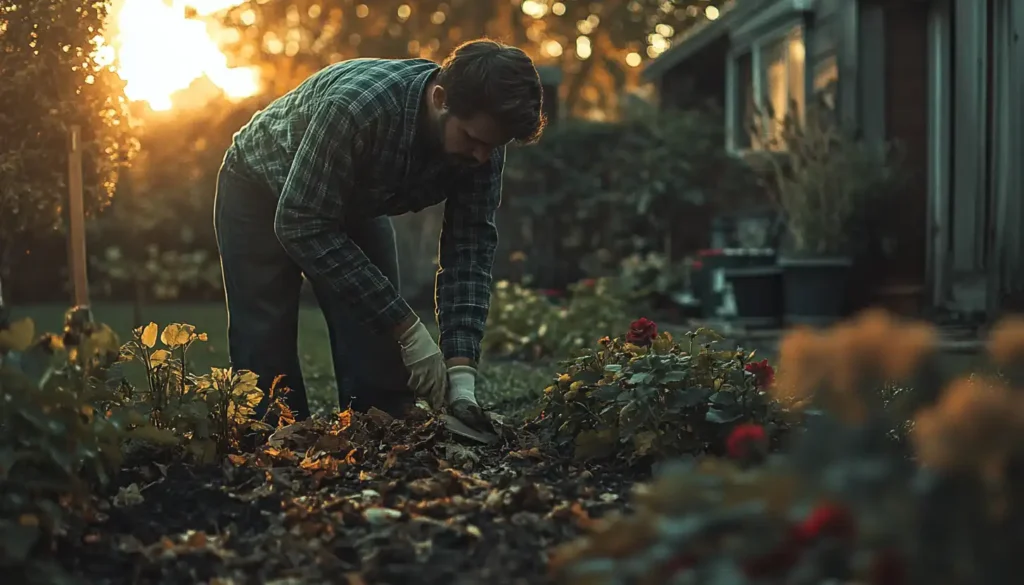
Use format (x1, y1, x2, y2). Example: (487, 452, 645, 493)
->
(213, 39, 545, 431)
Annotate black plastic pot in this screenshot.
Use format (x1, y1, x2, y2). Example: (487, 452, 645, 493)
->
(778, 256, 853, 326)
(724, 265, 783, 328)
(696, 248, 775, 318)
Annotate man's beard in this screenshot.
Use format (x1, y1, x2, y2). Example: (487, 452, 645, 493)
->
(434, 111, 480, 167)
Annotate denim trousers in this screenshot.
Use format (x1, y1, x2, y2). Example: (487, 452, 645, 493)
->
(213, 163, 412, 420)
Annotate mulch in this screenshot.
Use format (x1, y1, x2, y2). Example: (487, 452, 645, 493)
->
(56, 407, 643, 585)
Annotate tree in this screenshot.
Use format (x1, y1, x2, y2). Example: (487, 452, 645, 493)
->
(214, 0, 728, 116)
(0, 0, 138, 279)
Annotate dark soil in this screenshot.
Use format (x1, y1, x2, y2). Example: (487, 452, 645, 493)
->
(56, 408, 642, 585)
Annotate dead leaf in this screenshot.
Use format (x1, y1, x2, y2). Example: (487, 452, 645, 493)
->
(113, 483, 145, 508)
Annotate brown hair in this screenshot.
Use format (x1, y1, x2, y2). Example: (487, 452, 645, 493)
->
(436, 38, 547, 145)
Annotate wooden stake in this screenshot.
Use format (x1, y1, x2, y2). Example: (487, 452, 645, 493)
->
(67, 125, 90, 306)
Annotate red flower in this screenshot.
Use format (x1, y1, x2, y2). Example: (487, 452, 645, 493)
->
(580, 278, 597, 287)
(625, 317, 658, 346)
(796, 502, 857, 542)
(691, 259, 704, 270)
(726, 423, 768, 460)
(744, 359, 775, 388)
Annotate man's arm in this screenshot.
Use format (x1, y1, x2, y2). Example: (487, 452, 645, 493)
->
(274, 100, 416, 336)
(435, 148, 505, 366)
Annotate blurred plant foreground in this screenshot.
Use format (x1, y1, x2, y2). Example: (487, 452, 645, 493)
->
(5, 0, 1024, 584)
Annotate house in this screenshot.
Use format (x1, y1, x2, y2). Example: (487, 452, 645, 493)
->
(643, 0, 1024, 320)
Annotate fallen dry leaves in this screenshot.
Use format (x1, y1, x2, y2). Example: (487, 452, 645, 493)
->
(61, 406, 643, 585)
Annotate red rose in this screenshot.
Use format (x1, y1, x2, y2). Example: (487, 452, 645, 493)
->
(796, 502, 856, 542)
(726, 423, 768, 460)
(744, 359, 775, 388)
(625, 317, 658, 346)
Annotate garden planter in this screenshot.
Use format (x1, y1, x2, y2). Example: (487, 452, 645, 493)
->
(696, 248, 775, 319)
(724, 265, 783, 328)
(778, 256, 853, 326)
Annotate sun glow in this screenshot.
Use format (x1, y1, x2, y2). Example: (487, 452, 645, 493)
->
(107, 0, 260, 111)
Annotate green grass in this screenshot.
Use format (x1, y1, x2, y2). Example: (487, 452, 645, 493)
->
(9, 302, 552, 414)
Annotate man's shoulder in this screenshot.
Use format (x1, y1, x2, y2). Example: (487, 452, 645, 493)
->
(313, 58, 438, 117)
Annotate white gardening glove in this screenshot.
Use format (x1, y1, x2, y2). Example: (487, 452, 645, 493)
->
(397, 316, 447, 411)
(447, 365, 491, 431)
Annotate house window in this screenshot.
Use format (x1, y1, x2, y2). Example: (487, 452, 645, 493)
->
(729, 25, 808, 151)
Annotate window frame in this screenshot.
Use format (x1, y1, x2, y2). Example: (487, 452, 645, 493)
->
(726, 18, 810, 154)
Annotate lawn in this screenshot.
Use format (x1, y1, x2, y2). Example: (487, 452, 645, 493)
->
(10, 301, 552, 415)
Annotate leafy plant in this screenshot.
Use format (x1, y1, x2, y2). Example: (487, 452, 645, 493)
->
(0, 0, 138, 278)
(549, 310, 1024, 585)
(112, 322, 289, 462)
(532, 318, 786, 463)
(483, 278, 632, 361)
(752, 101, 907, 257)
(0, 305, 130, 576)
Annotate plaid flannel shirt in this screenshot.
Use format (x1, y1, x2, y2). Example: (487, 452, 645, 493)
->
(225, 58, 502, 362)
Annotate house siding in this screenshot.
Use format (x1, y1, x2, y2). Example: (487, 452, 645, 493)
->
(881, 0, 929, 292)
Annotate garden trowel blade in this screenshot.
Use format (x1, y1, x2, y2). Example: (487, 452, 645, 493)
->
(441, 414, 499, 445)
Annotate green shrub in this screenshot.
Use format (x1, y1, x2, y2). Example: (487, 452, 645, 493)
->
(483, 278, 632, 361)
(549, 310, 1024, 585)
(532, 317, 786, 464)
(0, 306, 279, 578)
(0, 306, 129, 574)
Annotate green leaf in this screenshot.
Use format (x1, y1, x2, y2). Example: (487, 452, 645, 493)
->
(666, 387, 713, 409)
(710, 390, 739, 406)
(628, 372, 653, 385)
(705, 407, 744, 424)
(660, 370, 689, 383)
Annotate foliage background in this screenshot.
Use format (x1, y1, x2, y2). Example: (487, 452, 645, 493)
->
(0, 0, 753, 308)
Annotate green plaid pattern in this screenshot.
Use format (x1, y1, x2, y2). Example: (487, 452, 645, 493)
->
(225, 58, 503, 362)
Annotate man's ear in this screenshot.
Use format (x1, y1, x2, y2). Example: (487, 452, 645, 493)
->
(431, 84, 448, 111)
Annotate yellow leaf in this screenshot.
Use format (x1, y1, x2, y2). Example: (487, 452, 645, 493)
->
(0, 318, 35, 352)
(159, 324, 179, 347)
(232, 370, 259, 395)
(149, 349, 171, 364)
(128, 426, 180, 445)
(139, 323, 158, 348)
(197, 332, 208, 341)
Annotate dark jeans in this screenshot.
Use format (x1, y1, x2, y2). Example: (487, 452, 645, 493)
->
(213, 163, 412, 420)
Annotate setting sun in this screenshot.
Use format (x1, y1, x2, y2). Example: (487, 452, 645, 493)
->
(106, 0, 260, 110)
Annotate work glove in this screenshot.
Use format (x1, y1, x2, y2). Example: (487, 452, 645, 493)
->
(447, 365, 491, 432)
(397, 316, 447, 411)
